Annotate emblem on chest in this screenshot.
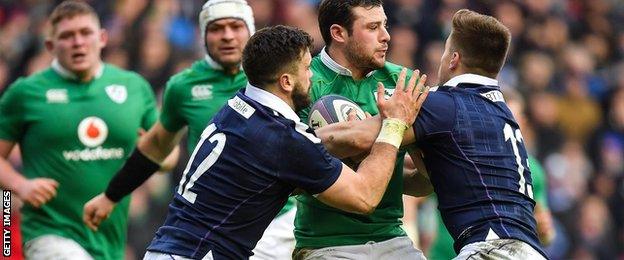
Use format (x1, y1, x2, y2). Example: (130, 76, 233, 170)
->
(105, 85, 127, 104)
(192, 85, 213, 100)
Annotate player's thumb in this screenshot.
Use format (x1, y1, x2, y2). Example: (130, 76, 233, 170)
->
(376, 83, 385, 107)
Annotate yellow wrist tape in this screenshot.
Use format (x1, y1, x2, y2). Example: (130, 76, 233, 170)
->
(375, 118, 409, 149)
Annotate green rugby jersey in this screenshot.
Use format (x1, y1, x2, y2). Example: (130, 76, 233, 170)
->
(0, 61, 158, 259)
(159, 57, 247, 152)
(296, 49, 408, 248)
(159, 56, 295, 216)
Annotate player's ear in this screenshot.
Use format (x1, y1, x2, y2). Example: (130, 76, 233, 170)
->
(449, 52, 460, 70)
(45, 37, 55, 53)
(98, 28, 108, 49)
(278, 73, 295, 93)
(330, 24, 347, 44)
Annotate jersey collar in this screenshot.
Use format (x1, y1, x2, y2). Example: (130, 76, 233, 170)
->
(443, 73, 498, 87)
(245, 83, 301, 123)
(51, 59, 104, 81)
(320, 47, 376, 78)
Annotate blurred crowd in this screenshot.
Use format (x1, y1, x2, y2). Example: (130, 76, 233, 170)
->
(2, 0, 624, 259)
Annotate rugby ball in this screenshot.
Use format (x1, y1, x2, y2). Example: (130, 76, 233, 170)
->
(308, 95, 366, 129)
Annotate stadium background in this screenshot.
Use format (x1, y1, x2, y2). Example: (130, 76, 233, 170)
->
(1, 0, 624, 259)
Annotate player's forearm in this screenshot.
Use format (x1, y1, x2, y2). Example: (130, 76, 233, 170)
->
(0, 140, 24, 191)
(0, 157, 27, 191)
(104, 124, 180, 202)
(316, 117, 381, 158)
(316, 116, 417, 159)
(353, 142, 399, 213)
(137, 124, 180, 163)
(348, 118, 409, 212)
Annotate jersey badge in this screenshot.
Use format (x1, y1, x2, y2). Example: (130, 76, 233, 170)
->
(192, 85, 213, 100)
(228, 96, 255, 119)
(46, 89, 68, 103)
(105, 85, 127, 104)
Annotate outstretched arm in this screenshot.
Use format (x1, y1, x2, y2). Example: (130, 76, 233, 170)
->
(83, 122, 182, 231)
(315, 113, 419, 158)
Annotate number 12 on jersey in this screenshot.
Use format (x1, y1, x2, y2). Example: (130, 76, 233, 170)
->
(503, 123, 533, 199)
(177, 123, 226, 203)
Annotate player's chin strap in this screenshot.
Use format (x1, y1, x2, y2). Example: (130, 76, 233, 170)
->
(375, 118, 409, 149)
(104, 149, 161, 202)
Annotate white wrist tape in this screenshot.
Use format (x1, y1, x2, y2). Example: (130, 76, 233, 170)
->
(375, 118, 409, 149)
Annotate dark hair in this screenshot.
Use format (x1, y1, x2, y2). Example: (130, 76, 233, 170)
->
(49, 1, 100, 33)
(450, 9, 511, 76)
(318, 0, 382, 47)
(242, 25, 313, 88)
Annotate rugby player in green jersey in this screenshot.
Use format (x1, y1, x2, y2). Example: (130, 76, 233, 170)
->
(294, 0, 429, 259)
(82, 1, 298, 259)
(0, 1, 158, 259)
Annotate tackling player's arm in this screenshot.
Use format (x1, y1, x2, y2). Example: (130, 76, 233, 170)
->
(83, 122, 183, 231)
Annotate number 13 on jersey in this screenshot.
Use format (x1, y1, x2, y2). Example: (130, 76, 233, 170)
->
(503, 123, 533, 199)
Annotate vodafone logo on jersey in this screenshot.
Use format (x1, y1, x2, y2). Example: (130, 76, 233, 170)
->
(77, 117, 108, 147)
(63, 116, 124, 161)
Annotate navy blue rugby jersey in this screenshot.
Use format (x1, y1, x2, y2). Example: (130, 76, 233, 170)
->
(147, 84, 342, 259)
(412, 74, 546, 258)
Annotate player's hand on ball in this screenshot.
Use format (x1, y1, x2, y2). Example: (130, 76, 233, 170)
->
(15, 178, 59, 208)
(377, 68, 429, 125)
(83, 193, 116, 231)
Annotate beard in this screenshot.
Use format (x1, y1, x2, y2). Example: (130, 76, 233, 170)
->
(345, 40, 385, 72)
(293, 81, 311, 113)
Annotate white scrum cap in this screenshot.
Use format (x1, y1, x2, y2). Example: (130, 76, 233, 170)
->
(199, 0, 255, 40)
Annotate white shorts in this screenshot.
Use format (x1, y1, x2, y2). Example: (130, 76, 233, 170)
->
(293, 236, 426, 260)
(145, 208, 296, 260)
(24, 234, 93, 260)
(454, 239, 546, 260)
(251, 207, 296, 260)
(144, 251, 214, 260)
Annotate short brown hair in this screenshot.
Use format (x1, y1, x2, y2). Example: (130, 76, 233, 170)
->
(49, 1, 100, 33)
(449, 9, 511, 76)
(243, 25, 313, 88)
(318, 0, 382, 47)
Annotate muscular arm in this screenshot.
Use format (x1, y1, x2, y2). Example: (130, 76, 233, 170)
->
(315, 115, 418, 158)
(317, 142, 401, 214)
(137, 122, 183, 163)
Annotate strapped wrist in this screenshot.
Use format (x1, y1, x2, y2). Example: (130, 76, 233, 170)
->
(375, 118, 408, 149)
